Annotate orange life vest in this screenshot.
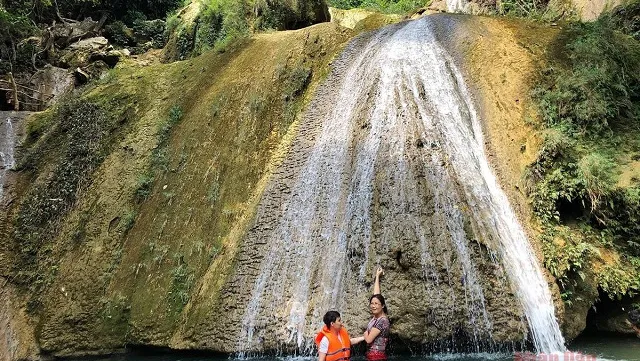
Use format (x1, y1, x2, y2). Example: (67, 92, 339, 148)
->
(315, 325, 351, 361)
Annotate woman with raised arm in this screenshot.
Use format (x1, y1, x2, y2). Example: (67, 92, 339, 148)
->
(362, 267, 390, 361)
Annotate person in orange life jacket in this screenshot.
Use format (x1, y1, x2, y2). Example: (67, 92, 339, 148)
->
(362, 267, 390, 361)
(315, 311, 365, 361)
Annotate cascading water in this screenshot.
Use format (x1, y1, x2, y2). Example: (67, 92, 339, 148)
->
(0, 115, 16, 201)
(230, 16, 565, 355)
(446, 0, 469, 12)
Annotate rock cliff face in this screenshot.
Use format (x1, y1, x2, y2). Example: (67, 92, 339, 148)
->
(570, 0, 623, 20)
(0, 12, 572, 360)
(429, 0, 624, 20)
(182, 15, 565, 354)
(0, 283, 38, 361)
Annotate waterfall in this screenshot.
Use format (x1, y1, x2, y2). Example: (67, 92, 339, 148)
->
(446, 0, 468, 12)
(0, 116, 16, 201)
(234, 16, 565, 355)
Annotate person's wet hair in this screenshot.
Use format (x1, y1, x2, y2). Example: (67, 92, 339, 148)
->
(323, 310, 341, 328)
(369, 293, 388, 314)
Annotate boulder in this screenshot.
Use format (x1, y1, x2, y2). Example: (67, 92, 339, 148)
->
(569, 0, 623, 20)
(51, 18, 101, 48)
(74, 61, 109, 85)
(88, 49, 124, 68)
(30, 65, 75, 108)
(68, 37, 109, 51)
(329, 7, 379, 29)
(73, 67, 90, 85)
(57, 37, 124, 70)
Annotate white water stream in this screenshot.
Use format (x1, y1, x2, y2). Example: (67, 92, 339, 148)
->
(446, 0, 469, 12)
(0, 116, 16, 201)
(237, 17, 565, 355)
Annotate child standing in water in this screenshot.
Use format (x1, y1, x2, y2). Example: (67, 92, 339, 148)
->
(363, 267, 390, 361)
(316, 311, 365, 361)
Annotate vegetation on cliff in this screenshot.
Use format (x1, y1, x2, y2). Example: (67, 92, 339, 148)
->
(327, 0, 427, 13)
(0, 17, 353, 354)
(525, 1, 640, 318)
(1, 0, 183, 23)
(162, 0, 329, 61)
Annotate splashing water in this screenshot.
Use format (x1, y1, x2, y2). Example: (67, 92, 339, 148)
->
(0, 117, 16, 201)
(236, 17, 565, 355)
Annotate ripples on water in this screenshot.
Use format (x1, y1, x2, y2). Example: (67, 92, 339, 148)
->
(74, 336, 639, 361)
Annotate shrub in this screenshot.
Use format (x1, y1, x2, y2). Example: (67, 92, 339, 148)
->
(528, 1, 640, 301)
(132, 19, 167, 48)
(498, 0, 550, 17)
(533, 16, 640, 135)
(0, 8, 38, 73)
(578, 153, 617, 210)
(104, 21, 136, 46)
(327, 0, 427, 13)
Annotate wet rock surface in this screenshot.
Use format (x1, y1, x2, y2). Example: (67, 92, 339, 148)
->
(192, 16, 563, 354)
(0, 282, 39, 361)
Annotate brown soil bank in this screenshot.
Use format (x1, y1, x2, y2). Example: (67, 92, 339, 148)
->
(0, 12, 622, 360)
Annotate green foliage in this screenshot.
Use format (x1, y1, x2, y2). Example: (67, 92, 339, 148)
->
(3, 0, 183, 23)
(0, 7, 38, 73)
(498, 0, 550, 18)
(24, 111, 55, 145)
(194, 2, 225, 53)
(528, 2, 640, 301)
(541, 227, 596, 283)
(599, 263, 640, 299)
(135, 173, 154, 201)
(207, 174, 220, 204)
(607, 1, 640, 41)
(327, 0, 428, 14)
(533, 17, 640, 135)
(104, 21, 136, 46)
(528, 163, 584, 222)
(254, 0, 297, 30)
(276, 61, 312, 129)
(100, 293, 131, 321)
(12, 99, 120, 288)
(578, 153, 617, 209)
(121, 210, 137, 232)
(166, 0, 250, 59)
(168, 256, 195, 313)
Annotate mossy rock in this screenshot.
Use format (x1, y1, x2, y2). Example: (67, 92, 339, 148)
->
(353, 12, 403, 32)
(162, 0, 330, 62)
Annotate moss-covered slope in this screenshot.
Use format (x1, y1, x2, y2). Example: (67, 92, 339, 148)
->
(1, 22, 353, 357)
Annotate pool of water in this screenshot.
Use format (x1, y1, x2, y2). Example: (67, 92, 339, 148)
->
(569, 334, 640, 361)
(74, 336, 640, 361)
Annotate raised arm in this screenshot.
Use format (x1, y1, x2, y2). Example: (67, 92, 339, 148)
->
(373, 267, 383, 295)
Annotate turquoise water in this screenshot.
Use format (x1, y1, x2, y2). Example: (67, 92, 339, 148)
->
(570, 334, 640, 361)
